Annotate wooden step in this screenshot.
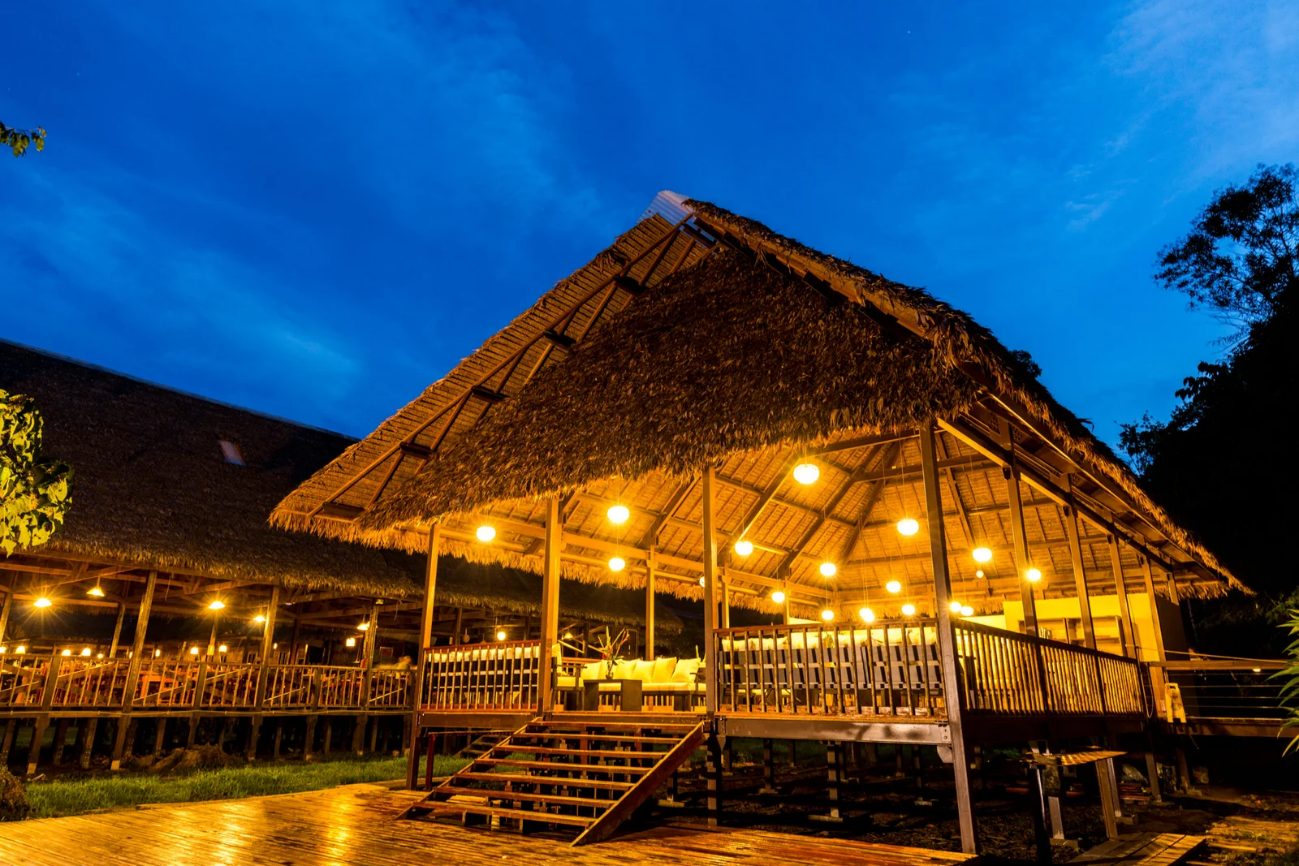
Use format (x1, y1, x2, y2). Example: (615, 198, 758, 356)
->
(513, 732, 682, 745)
(420, 802, 594, 828)
(451, 772, 636, 792)
(473, 758, 653, 776)
(431, 785, 614, 810)
(507, 745, 669, 760)
(530, 719, 698, 733)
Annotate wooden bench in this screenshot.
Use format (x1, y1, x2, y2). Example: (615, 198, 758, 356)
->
(1071, 833, 1206, 866)
(1025, 749, 1129, 864)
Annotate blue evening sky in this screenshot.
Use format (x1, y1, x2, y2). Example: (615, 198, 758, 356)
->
(2, 2, 1296, 450)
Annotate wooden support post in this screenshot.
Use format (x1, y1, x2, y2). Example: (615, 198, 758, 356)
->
(702, 464, 719, 716)
(78, 718, 98, 769)
(1063, 499, 1097, 650)
(406, 525, 440, 790)
(451, 607, 463, 645)
(112, 570, 156, 770)
(52, 718, 71, 765)
(0, 590, 11, 645)
(1174, 743, 1191, 792)
(1145, 750, 1163, 803)
(26, 714, 50, 776)
(423, 731, 437, 791)
(0, 718, 15, 767)
(644, 553, 656, 661)
(999, 418, 1039, 636)
(321, 718, 332, 755)
(273, 720, 283, 759)
(811, 741, 845, 823)
(782, 579, 792, 625)
(539, 498, 561, 713)
(921, 424, 980, 854)
(720, 571, 731, 629)
(304, 715, 318, 760)
(759, 739, 777, 795)
(153, 718, 168, 756)
(1027, 762, 1053, 865)
(368, 716, 379, 753)
(1108, 535, 1137, 659)
(706, 731, 724, 828)
(1097, 759, 1121, 840)
(1142, 555, 1170, 714)
(108, 601, 126, 659)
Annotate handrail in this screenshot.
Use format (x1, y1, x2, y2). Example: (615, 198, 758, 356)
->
(422, 639, 542, 712)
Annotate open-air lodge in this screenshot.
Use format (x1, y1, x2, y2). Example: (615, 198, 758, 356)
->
(0, 339, 683, 776)
(260, 193, 1270, 852)
(1, 192, 1280, 856)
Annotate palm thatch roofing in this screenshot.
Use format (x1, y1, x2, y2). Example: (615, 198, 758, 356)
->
(272, 193, 1242, 617)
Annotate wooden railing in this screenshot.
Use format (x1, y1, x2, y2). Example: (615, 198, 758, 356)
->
(1, 656, 411, 713)
(714, 620, 946, 717)
(953, 621, 1148, 718)
(420, 640, 541, 712)
(1153, 657, 1288, 721)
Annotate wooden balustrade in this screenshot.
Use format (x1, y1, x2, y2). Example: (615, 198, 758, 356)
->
(421, 640, 541, 712)
(952, 620, 1148, 718)
(1, 655, 410, 713)
(714, 619, 946, 717)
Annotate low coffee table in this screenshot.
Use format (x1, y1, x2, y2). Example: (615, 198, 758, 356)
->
(582, 678, 643, 711)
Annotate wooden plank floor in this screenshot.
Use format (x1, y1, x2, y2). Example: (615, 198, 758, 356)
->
(0, 783, 978, 866)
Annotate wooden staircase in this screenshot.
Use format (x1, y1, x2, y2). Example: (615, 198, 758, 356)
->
(455, 730, 511, 760)
(403, 717, 706, 846)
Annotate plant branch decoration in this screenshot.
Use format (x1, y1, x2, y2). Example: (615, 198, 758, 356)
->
(1278, 608, 1299, 755)
(1, 390, 72, 555)
(0, 121, 46, 157)
(591, 626, 629, 680)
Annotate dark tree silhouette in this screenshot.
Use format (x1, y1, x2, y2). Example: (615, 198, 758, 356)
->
(0, 120, 46, 156)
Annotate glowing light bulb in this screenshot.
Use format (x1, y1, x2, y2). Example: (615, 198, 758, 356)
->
(81, 647, 92, 657)
(734, 540, 754, 557)
(607, 504, 630, 525)
(819, 562, 837, 578)
(1026, 568, 1043, 583)
(563, 632, 573, 640)
(771, 590, 786, 604)
(820, 609, 835, 622)
(0, 647, 6, 654)
(34, 597, 52, 609)
(961, 606, 974, 617)
(253, 614, 266, 624)
(97, 653, 104, 659)
(699, 576, 705, 587)
(897, 518, 920, 537)
(496, 630, 507, 641)
(792, 463, 820, 485)
(859, 607, 875, 623)
(345, 637, 356, 648)
(950, 600, 963, 613)
(189, 647, 199, 655)
(208, 600, 225, 611)
(154, 649, 162, 657)
(902, 603, 916, 616)
(886, 580, 902, 594)
(218, 644, 228, 653)
(357, 621, 370, 631)
(61, 649, 72, 657)
(608, 557, 626, 572)
(975, 570, 985, 579)
(972, 547, 992, 563)
(87, 586, 105, 598)
(15, 646, 26, 654)
(476, 525, 496, 542)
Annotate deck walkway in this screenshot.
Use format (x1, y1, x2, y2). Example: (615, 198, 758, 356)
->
(0, 782, 977, 866)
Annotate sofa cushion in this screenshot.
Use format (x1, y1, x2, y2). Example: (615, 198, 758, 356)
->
(630, 659, 656, 682)
(671, 658, 701, 683)
(557, 675, 577, 688)
(580, 661, 605, 682)
(611, 660, 634, 680)
(652, 656, 677, 683)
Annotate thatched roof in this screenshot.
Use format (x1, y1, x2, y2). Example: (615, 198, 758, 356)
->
(273, 194, 1242, 613)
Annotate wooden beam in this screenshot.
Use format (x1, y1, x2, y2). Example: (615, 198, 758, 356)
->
(919, 424, 979, 855)
(1108, 535, 1137, 659)
(1063, 500, 1097, 651)
(1002, 445, 1040, 637)
(0, 590, 10, 646)
(108, 602, 127, 659)
(112, 570, 156, 771)
(644, 551, 656, 662)
(807, 430, 916, 457)
(702, 465, 719, 716)
(539, 498, 561, 713)
(722, 456, 796, 560)
(406, 525, 440, 790)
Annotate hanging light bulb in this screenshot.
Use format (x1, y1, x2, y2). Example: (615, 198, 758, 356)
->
(87, 585, 105, 598)
(975, 570, 985, 579)
(208, 600, 225, 611)
(607, 504, 630, 525)
(34, 597, 52, 609)
(897, 518, 920, 537)
(15, 646, 26, 654)
(901, 603, 917, 616)
(189, 646, 199, 656)
(820, 609, 835, 622)
(699, 576, 705, 587)
(1026, 568, 1043, 583)
(81, 647, 92, 657)
(61, 649, 72, 657)
(0, 647, 6, 654)
(770, 590, 786, 604)
(950, 600, 963, 613)
(357, 621, 370, 631)
(154, 648, 162, 657)
(734, 540, 754, 557)
(496, 630, 507, 641)
(608, 557, 626, 572)
(97, 653, 104, 659)
(218, 644, 228, 654)
(345, 637, 357, 648)
(792, 462, 820, 485)
(254, 614, 267, 624)
(961, 606, 974, 617)
(819, 562, 837, 578)
(475, 525, 496, 542)
(859, 607, 875, 623)
(886, 580, 902, 594)
(972, 547, 993, 563)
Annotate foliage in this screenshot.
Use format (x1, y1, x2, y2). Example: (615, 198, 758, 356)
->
(0, 389, 73, 555)
(591, 626, 629, 678)
(1120, 164, 1297, 614)
(0, 120, 46, 157)
(0, 768, 29, 821)
(1154, 163, 1297, 334)
(21, 753, 469, 820)
(1277, 609, 1299, 755)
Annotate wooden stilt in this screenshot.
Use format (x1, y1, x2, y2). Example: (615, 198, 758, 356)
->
(759, 739, 777, 794)
(351, 714, 366, 755)
(1174, 744, 1191, 792)
(368, 716, 379, 754)
(246, 715, 262, 760)
(27, 714, 51, 776)
(0, 718, 15, 767)
(706, 731, 723, 828)
(52, 718, 71, 765)
(321, 718, 332, 754)
(1027, 761, 1053, 865)
(811, 741, 844, 823)
(303, 716, 317, 760)
(272, 720, 283, 759)
(1145, 750, 1163, 803)
(186, 714, 199, 749)
(1096, 758, 1120, 840)
(407, 525, 441, 790)
(78, 718, 98, 769)
(423, 732, 437, 791)
(153, 718, 168, 756)
(113, 570, 157, 770)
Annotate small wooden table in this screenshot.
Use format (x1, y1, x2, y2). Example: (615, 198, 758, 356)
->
(582, 678, 642, 711)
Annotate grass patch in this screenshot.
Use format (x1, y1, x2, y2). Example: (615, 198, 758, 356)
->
(23, 753, 469, 820)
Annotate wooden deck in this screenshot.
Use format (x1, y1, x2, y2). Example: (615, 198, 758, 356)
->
(0, 782, 978, 866)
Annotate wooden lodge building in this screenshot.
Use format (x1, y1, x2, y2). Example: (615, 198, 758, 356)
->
(270, 192, 1260, 852)
(0, 339, 683, 775)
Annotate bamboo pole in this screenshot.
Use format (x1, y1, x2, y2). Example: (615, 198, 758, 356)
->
(1108, 535, 1138, 659)
(702, 465, 719, 717)
(539, 498, 561, 712)
(644, 551, 656, 661)
(406, 525, 440, 789)
(1063, 500, 1097, 650)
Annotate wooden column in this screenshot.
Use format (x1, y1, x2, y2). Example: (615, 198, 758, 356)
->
(539, 497, 562, 713)
(782, 578, 792, 625)
(920, 425, 979, 855)
(406, 525, 440, 790)
(0, 590, 12, 645)
(248, 586, 280, 760)
(720, 569, 731, 629)
(108, 602, 126, 658)
(1063, 501, 1097, 650)
(451, 607, 463, 645)
(1005, 465, 1039, 637)
(702, 464, 719, 717)
(1142, 555, 1169, 713)
(112, 570, 156, 770)
(1107, 535, 1137, 659)
(644, 553, 656, 661)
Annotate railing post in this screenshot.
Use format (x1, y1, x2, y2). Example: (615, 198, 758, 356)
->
(40, 655, 62, 711)
(1033, 640, 1051, 714)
